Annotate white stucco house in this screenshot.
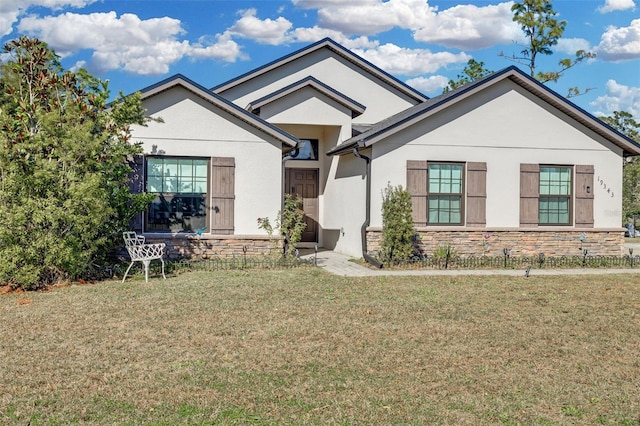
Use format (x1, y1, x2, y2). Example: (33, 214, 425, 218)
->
(128, 38, 640, 260)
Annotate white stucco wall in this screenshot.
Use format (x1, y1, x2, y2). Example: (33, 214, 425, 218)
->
(131, 86, 285, 235)
(260, 87, 354, 143)
(322, 154, 368, 257)
(217, 49, 419, 125)
(367, 80, 624, 229)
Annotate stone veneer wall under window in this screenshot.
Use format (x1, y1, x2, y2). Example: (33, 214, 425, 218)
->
(366, 228, 626, 258)
(144, 234, 282, 259)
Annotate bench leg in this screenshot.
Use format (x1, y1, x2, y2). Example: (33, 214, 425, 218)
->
(122, 261, 135, 283)
(160, 258, 166, 280)
(142, 259, 151, 283)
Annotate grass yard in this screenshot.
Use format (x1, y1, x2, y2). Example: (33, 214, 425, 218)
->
(1, 268, 639, 425)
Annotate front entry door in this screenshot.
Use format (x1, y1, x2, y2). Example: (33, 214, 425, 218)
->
(286, 169, 318, 243)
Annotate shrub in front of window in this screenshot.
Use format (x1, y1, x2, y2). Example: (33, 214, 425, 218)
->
(381, 184, 416, 263)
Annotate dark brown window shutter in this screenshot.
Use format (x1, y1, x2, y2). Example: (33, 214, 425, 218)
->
(211, 157, 235, 235)
(520, 163, 539, 226)
(407, 160, 428, 226)
(466, 162, 486, 227)
(575, 165, 594, 228)
(128, 155, 144, 232)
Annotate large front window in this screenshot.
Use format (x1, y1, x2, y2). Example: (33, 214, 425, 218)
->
(146, 157, 208, 232)
(428, 163, 463, 224)
(539, 166, 572, 225)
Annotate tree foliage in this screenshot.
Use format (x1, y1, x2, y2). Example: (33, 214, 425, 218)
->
(0, 36, 153, 289)
(503, 0, 596, 97)
(600, 111, 640, 223)
(381, 184, 415, 263)
(443, 59, 493, 93)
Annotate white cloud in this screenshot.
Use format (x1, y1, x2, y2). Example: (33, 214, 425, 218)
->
(190, 32, 247, 62)
(17, 11, 246, 75)
(228, 8, 293, 45)
(555, 38, 593, 55)
(0, 0, 96, 36)
(353, 43, 471, 76)
(291, 0, 520, 51)
(405, 75, 449, 94)
(596, 19, 640, 61)
(590, 79, 640, 118)
(413, 2, 522, 50)
(313, 0, 437, 35)
(293, 0, 376, 7)
(598, 0, 636, 13)
(292, 27, 379, 49)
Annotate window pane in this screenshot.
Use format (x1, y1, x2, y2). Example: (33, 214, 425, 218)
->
(147, 194, 207, 232)
(179, 161, 193, 178)
(429, 164, 462, 195)
(286, 139, 318, 160)
(164, 176, 178, 192)
(194, 160, 208, 178)
(179, 177, 194, 193)
(164, 159, 178, 177)
(539, 196, 569, 224)
(194, 177, 207, 193)
(147, 175, 163, 193)
(540, 167, 571, 196)
(428, 195, 461, 224)
(428, 198, 440, 223)
(147, 158, 163, 177)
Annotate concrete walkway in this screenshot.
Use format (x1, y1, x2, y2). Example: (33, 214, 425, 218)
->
(301, 249, 640, 277)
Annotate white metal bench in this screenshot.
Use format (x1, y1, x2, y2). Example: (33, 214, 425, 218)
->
(122, 232, 166, 283)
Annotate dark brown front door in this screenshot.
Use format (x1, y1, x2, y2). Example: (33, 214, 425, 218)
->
(286, 168, 318, 243)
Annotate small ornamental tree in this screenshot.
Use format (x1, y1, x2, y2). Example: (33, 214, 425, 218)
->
(257, 194, 306, 258)
(280, 194, 307, 258)
(381, 184, 415, 263)
(0, 37, 153, 289)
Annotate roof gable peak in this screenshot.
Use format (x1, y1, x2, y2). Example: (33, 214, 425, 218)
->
(212, 38, 427, 103)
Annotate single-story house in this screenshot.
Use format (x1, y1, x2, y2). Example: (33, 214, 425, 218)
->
(128, 38, 640, 260)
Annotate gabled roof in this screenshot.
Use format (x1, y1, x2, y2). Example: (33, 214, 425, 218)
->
(137, 74, 298, 148)
(247, 76, 366, 118)
(328, 66, 640, 157)
(212, 38, 428, 104)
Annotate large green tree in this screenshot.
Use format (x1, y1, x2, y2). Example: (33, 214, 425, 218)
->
(600, 111, 640, 224)
(0, 36, 152, 289)
(504, 0, 595, 97)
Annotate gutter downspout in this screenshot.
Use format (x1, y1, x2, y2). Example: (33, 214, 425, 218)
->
(352, 147, 383, 268)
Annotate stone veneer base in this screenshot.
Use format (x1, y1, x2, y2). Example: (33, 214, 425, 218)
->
(143, 234, 282, 259)
(366, 228, 626, 258)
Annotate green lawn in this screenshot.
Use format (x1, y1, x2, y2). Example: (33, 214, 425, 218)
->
(1, 268, 639, 425)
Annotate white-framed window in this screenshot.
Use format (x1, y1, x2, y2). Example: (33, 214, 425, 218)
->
(145, 157, 208, 232)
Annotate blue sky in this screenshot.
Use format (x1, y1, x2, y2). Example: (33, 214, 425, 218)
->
(1, 0, 639, 118)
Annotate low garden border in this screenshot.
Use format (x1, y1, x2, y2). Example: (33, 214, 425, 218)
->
(385, 253, 640, 270)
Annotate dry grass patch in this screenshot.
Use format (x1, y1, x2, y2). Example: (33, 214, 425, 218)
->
(1, 269, 639, 425)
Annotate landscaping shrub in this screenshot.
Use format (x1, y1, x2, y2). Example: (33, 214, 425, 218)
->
(381, 184, 415, 263)
(0, 37, 152, 289)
